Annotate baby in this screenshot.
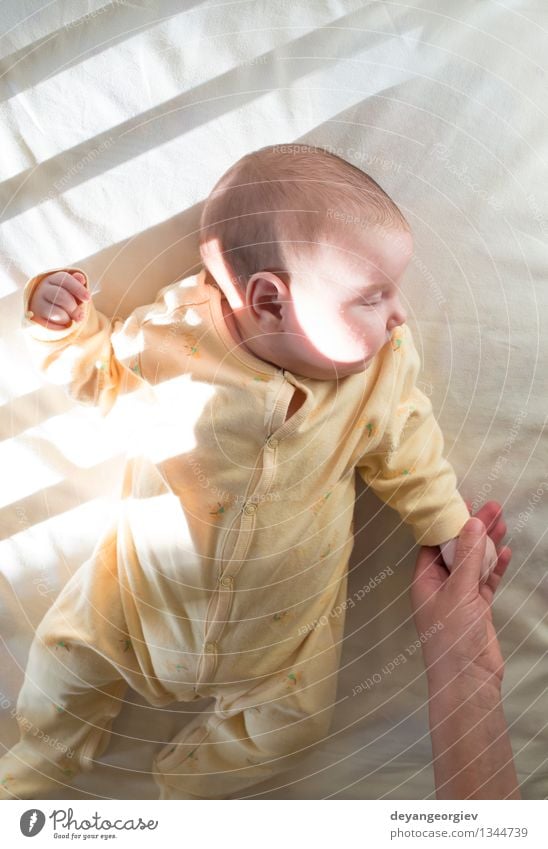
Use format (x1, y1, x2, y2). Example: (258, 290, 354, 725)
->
(1, 144, 501, 800)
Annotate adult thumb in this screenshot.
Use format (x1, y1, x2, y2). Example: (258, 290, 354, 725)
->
(71, 271, 86, 286)
(449, 517, 486, 593)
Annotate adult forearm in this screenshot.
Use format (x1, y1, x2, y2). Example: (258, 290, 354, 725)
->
(428, 677, 521, 800)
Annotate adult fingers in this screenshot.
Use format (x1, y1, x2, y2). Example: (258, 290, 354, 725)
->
(490, 519, 507, 547)
(410, 545, 447, 611)
(447, 517, 486, 596)
(465, 500, 506, 546)
(480, 545, 512, 604)
(472, 500, 503, 533)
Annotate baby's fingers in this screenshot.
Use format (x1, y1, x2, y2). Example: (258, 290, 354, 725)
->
(41, 303, 73, 325)
(29, 304, 72, 328)
(43, 270, 90, 305)
(42, 281, 82, 320)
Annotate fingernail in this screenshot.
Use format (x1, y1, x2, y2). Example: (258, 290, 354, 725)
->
(465, 517, 484, 535)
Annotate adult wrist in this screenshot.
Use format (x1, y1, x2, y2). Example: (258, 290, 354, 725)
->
(427, 665, 503, 710)
(428, 680, 519, 800)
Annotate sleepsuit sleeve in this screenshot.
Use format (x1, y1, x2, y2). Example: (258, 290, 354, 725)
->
(356, 324, 470, 546)
(21, 266, 149, 417)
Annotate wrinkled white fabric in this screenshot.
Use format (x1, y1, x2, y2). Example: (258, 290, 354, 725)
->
(1, 0, 546, 800)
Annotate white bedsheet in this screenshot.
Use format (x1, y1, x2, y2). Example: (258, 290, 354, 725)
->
(1, 0, 547, 800)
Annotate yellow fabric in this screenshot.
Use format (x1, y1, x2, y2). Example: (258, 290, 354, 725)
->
(0, 266, 469, 799)
(20, 265, 470, 547)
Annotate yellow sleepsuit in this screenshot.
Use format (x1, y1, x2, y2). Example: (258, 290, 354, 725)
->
(0, 266, 470, 800)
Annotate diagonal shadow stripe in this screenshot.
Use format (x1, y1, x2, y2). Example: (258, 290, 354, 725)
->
(0, 385, 75, 443)
(0, 8, 405, 222)
(0, 197, 204, 318)
(1, 72, 419, 321)
(0, 0, 206, 74)
(0, 453, 126, 540)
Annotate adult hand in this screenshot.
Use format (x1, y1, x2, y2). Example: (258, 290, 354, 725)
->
(411, 501, 512, 689)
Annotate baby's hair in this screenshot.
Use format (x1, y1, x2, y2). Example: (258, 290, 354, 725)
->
(199, 143, 409, 291)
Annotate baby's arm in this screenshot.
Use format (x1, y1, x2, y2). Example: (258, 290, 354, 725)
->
(356, 323, 471, 548)
(23, 267, 148, 416)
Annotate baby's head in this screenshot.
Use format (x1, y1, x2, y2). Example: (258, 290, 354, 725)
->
(199, 144, 413, 380)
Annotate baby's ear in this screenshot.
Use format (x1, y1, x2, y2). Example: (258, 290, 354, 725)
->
(249, 273, 285, 323)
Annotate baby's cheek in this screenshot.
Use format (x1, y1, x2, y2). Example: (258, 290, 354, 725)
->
(342, 328, 374, 361)
(352, 317, 385, 358)
(314, 317, 367, 361)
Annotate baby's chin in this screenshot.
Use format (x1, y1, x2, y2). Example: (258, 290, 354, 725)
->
(289, 358, 373, 381)
(333, 360, 373, 377)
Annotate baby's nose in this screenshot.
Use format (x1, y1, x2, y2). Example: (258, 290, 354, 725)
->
(387, 303, 407, 330)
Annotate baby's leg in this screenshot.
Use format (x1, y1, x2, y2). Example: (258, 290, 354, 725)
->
(152, 620, 342, 800)
(0, 632, 127, 799)
(0, 526, 167, 800)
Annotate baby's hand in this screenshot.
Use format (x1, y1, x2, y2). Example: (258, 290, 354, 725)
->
(27, 270, 91, 329)
(439, 500, 507, 584)
(440, 534, 498, 584)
